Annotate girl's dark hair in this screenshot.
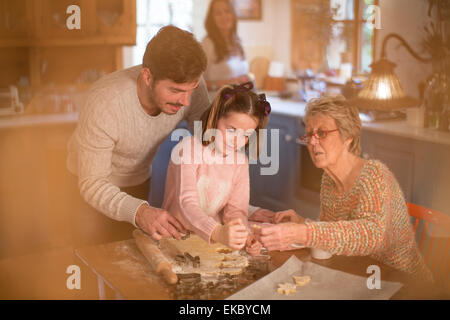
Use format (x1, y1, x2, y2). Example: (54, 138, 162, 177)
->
(204, 0, 245, 63)
(143, 25, 207, 83)
(200, 83, 269, 153)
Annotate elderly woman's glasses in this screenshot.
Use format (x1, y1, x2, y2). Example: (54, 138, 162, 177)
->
(300, 129, 339, 143)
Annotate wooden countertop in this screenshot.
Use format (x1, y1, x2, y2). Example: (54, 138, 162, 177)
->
(0, 112, 78, 130)
(75, 238, 449, 300)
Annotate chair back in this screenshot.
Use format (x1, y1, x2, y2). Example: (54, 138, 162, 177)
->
(406, 202, 450, 289)
(249, 57, 270, 90)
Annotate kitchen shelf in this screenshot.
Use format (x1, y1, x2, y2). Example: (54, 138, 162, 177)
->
(0, 0, 135, 89)
(0, 0, 136, 47)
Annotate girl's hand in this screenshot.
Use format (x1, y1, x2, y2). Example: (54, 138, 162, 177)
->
(259, 223, 308, 251)
(245, 234, 262, 256)
(212, 218, 248, 250)
(273, 209, 305, 224)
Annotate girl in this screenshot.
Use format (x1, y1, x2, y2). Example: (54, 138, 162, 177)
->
(162, 82, 270, 255)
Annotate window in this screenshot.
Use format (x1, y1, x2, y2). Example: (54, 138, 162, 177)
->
(132, 0, 193, 66)
(327, 0, 378, 74)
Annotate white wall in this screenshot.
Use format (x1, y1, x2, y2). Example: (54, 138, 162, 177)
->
(376, 0, 433, 100)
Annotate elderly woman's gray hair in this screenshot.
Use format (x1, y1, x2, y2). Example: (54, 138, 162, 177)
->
(303, 95, 362, 156)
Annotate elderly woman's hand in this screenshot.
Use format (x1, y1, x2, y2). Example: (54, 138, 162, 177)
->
(259, 223, 308, 251)
(249, 208, 276, 223)
(273, 209, 305, 224)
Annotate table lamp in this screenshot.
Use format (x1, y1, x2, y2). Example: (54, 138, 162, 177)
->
(349, 33, 432, 111)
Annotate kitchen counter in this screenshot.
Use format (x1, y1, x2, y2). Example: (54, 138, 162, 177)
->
(2, 97, 450, 146)
(267, 96, 450, 147)
(0, 112, 78, 130)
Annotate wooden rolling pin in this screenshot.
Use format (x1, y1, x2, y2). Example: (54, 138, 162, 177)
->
(132, 229, 178, 285)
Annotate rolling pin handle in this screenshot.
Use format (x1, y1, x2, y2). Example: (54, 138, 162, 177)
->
(160, 268, 178, 285)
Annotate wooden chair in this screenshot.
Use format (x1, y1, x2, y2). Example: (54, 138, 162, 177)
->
(406, 202, 450, 289)
(249, 57, 270, 90)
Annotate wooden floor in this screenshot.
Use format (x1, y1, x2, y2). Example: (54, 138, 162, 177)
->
(0, 246, 100, 299)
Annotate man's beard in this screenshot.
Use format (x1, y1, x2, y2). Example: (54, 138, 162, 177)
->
(146, 84, 163, 116)
(147, 84, 184, 116)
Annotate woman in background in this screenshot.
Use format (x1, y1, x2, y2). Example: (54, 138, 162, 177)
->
(202, 0, 250, 97)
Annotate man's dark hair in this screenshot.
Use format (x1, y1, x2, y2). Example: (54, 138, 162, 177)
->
(143, 25, 207, 83)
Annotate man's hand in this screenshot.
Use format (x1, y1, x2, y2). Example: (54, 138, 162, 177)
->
(212, 218, 248, 250)
(135, 203, 186, 241)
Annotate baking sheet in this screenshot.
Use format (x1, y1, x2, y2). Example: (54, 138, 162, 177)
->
(227, 255, 403, 300)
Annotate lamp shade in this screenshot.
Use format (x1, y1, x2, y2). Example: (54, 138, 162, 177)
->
(349, 58, 418, 111)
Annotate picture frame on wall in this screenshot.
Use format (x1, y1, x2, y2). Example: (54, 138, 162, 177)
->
(231, 0, 262, 20)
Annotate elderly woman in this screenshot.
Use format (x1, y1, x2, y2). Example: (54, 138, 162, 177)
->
(258, 95, 433, 282)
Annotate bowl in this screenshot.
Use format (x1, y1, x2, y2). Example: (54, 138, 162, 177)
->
(311, 248, 333, 260)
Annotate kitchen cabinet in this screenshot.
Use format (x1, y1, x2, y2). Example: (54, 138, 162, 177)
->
(0, 47, 29, 87)
(249, 114, 299, 212)
(30, 46, 122, 86)
(361, 130, 450, 213)
(0, 0, 136, 88)
(36, 0, 90, 40)
(291, 0, 330, 71)
(0, 0, 136, 47)
(361, 131, 415, 202)
(94, 0, 136, 41)
(0, 0, 33, 40)
(0, 123, 76, 259)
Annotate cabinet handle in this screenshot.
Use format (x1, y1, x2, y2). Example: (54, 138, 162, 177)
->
(285, 134, 308, 146)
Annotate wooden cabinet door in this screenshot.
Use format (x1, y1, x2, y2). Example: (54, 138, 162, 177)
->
(249, 114, 298, 211)
(31, 45, 119, 86)
(291, 0, 330, 71)
(1, 0, 136, 46)
(94, 0, 136, 45)
(0, 0, 33, 40)
(411, 141, 450, 214)
(35, 0, 93, 40)
(361, 130, 415, 202)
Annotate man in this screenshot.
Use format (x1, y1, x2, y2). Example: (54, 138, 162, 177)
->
(67, 26, 209, 246)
